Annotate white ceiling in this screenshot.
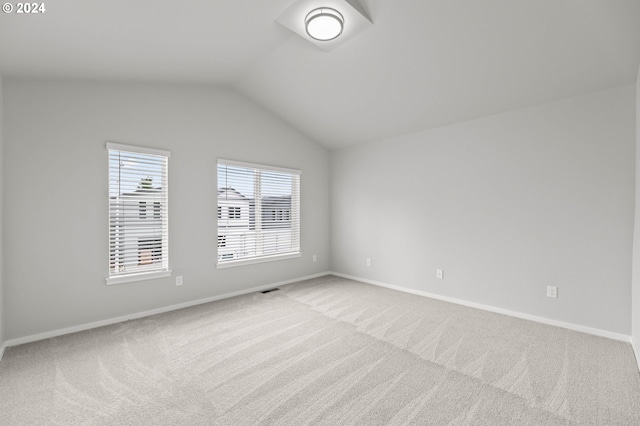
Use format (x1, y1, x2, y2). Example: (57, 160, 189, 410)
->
(1, 0, 639, 149)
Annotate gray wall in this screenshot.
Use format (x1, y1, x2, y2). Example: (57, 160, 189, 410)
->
(3, 79, 330, 340)
(0, 74, 4, 350)
(331, 85, 635, 335)
(633, 68, 640, 351)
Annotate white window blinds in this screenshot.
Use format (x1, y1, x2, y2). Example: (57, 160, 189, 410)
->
(217, 159, 301, 267)
(107, 143, 170, 283)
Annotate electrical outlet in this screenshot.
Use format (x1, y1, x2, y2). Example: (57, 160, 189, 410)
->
(366, 258, 371, 267)
(176, 276, 183, 286)
(547, 285, 557, 298)
(312, 254, 317, 263)
(436, 269, 444, 279)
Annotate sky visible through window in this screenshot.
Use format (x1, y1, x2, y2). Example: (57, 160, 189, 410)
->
(218, 165, 292, 198)
(109, 152, 164, 197)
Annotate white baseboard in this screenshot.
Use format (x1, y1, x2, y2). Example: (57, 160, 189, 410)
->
(5, 271, 332, 348)
(330, 271, 632, 343)
(0, 341, 6, 362)
(632, 338, 640, 372)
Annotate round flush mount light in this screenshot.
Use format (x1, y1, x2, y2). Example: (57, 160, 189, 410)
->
(305, 7, 344, 41)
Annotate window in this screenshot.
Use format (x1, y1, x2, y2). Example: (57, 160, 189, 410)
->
(217, 159, 300, 267)
(228, 206, 241, 219)
(107, 142, 170, 284)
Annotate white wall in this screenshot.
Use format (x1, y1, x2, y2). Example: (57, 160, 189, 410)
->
(331, 85, 635, 335)
(633, 68, 640, 355)
(3, 79, 330, 340)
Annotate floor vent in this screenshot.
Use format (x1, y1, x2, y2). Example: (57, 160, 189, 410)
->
(261, 288, 281, 294)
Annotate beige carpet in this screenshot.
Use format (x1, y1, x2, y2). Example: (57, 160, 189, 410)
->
(1, 275, 639, 425)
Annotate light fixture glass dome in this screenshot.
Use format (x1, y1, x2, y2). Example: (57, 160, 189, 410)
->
(305, 8, 344, 41)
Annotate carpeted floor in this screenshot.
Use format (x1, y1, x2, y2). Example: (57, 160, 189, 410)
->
(1, 275, 639, 425)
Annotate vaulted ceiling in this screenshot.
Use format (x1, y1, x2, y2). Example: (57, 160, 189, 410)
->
(1, 0, 639, 149)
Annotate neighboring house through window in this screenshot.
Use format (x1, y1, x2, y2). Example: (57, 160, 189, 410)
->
(138, 238, 162, 265)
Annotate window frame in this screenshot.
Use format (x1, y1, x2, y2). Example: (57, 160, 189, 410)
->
(216, 158, 301, 269)
(106, 142, 171, 285)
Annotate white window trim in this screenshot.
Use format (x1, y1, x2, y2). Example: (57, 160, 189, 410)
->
(106, 142, 171, 285)
(216, 252, 302, 269)
(106, 270, 172, 286)
(218, 158, 302, 176)
(106, 142, 171, 159)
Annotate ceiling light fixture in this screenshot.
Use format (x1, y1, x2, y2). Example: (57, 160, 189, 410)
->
(305, 7, 344, 41)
